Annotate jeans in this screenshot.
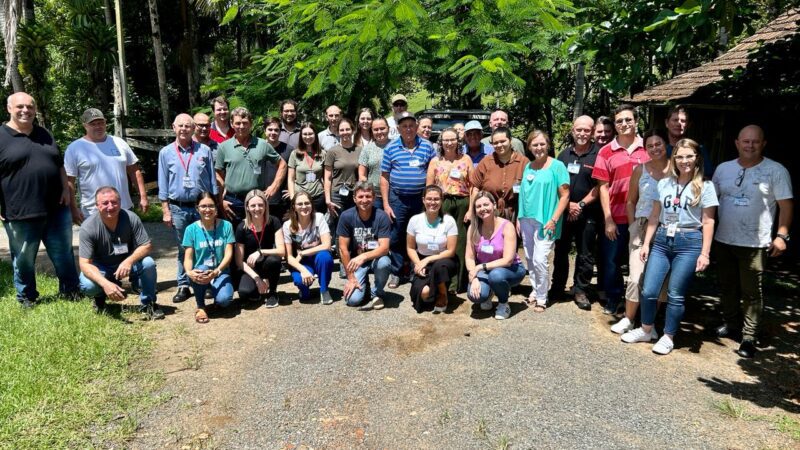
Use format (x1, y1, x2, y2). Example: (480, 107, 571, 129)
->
(290, 251, 334, 300)
(715, 241, 766, 340)
(346, 255, 392, 306)
(224, 194, 246, 229)
(552, 215, 598, 295)
(519, 218, 556, 305)
(168, 204, 200, 288)
(467, 264, 526, 304)
(387, 190, 423, 275)
(79, 256, 158, 305)
(599, 223, 630, 310)
(640, 228, 702, 336)
(3, 206, 80, 302)
(191, 264, 234, 309)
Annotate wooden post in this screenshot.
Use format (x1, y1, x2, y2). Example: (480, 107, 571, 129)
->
(114, 0, 129, 137)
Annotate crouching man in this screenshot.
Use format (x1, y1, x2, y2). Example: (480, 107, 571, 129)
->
(79, 186, 163, 319)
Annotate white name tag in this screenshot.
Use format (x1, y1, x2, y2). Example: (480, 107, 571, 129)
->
(526, 174, 535, 182)
(203, 258, 216, 267)
(182, 176, 195, 189)
(427, 243, 440, 252)
(409, 158, 421, 168)
(112, 243, 128, 255)
(449, 168, 461, 179)
(512, 183, 521, 194)
(734, 196, 750, 207)
(338, 186, 350, 196)
(366, 240, 378, 250)
(480, 244, 494, 254)
(666, 222, 678, 237)
(568, 162, 581, 174)
(306, 172, 317, 182)
(253, 165, 262, 175)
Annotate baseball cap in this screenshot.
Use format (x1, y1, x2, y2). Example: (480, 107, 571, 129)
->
(81, 108, 105, 124)
(391, 94, 408, 105)
(396, 111, 416, 123)
(464, 120, 482, 132)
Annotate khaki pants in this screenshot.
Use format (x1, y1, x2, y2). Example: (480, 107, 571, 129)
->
(626, 217, 667, 302)
(715, 241, 766, 339)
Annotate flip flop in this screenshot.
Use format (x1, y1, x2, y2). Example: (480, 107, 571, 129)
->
(533, 304, 546, 313)
(195, 308, 209, 324)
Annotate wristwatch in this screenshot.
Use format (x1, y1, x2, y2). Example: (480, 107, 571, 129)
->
(578, 201, 586, 209)
(777, 233, 791, 242)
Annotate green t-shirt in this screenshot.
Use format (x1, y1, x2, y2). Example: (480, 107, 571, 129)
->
(518, 159, 570, 239)
(324, 144, 362, 193)
(288, 149, 325, 198)
(215, 137, 280, 195)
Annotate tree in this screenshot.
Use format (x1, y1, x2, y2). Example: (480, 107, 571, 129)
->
(147, 0, 169, 127)
(0, 0, 25, 92)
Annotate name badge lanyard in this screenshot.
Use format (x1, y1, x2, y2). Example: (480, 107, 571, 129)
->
(202, 224, 218, 266)
(175, 141, 195, 182)
(673, 182, 690, 210)
(250, 222, 266, 249)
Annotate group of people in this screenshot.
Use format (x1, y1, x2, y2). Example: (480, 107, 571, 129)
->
(0, 91, 792, 359)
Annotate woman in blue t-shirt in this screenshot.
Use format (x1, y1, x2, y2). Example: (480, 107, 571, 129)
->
(182, 192, 236, 323)
(621, 139, 718, 355)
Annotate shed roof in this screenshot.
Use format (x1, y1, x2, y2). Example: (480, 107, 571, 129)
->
(630, 8, 800, 103)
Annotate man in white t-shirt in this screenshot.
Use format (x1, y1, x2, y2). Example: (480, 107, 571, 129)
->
(712, 124, 793, 358)
(66, 108, 148, 221)
(386, 94, 407, 142)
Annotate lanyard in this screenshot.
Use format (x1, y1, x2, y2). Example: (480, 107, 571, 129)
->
(673, 182, 690, 207)
(250, 222, 266, 248)
(175, 141, 195, 173)
(303, 151, 316, 169)
(202, 221, 218, 253)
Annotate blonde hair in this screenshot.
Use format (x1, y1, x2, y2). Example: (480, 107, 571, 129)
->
(243, 189, 270, 228)
(669, 138, 704, 207)
(469, 190, 497, 244)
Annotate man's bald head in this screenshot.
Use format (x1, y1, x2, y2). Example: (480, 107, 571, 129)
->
(7, 92, 35, 108)
(6, 92, 36, 131)
(193, 112, 211, 141)
(572, 115, 595, 148)
(735, 124, 767, 163)
(173, 113, 194, 126)
(173, 113, 195, 143)
(738, 124, 764, 141)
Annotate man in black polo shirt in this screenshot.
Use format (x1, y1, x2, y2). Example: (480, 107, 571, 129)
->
(0, 92, 80, 308)
(551, 115, 601, 310)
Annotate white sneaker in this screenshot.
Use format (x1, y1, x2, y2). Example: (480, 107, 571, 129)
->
(494, 303, 510, 320)
(321, 290, 333, 305)
(621, 327, 658, 344)
(610, 317, 633, 334)
(480, 300, 493, 311)
(433, 305, 446, 313)
(652, 335, 674, 355)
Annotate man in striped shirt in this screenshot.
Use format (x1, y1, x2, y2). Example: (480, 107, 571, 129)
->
(380, 112, 436, 286)
(591, 104, 649, 315)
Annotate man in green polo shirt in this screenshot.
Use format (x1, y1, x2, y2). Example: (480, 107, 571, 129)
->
(215, 106, 285, 227)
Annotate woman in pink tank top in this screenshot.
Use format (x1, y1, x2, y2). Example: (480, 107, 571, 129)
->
(464, 191, 526, 320)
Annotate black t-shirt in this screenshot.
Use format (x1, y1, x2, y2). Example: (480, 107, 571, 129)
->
(0, 124, 63, 220)
(235, 215, 282, 257)
(265, 142, 293, 205)
(557, 143, 601, 218)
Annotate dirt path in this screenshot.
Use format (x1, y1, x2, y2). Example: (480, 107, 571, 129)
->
(2, 223, 798, 449)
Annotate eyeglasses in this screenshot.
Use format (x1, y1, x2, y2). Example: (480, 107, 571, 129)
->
(195, 124, 210, 129)
(674, 155, 696, 161)
(198, 204, 216, 210)
(615, 117, 635, 124)
(735, 168, 746, 187)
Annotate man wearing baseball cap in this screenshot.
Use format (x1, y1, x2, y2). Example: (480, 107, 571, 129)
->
(463, 120, 494, 167)
(65, 108, 148, 222)
(386, 94, 408, 142)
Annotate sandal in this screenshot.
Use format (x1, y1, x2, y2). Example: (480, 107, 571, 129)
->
(533, 304, 547, 313)
(524, 294, 536, 305)
(195, 308, 209, 324)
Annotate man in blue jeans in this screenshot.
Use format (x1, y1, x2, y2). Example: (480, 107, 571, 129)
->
(158, 113, 218, 303)
(0, 92, 80, 308)
(338, 181, 392, 310)
(79, 186, 163, 319)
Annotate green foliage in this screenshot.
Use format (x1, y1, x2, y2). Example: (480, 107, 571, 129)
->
(0, 262, 161, 448)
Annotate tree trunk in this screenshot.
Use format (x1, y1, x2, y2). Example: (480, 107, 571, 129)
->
(0, 0, 25, 92)
(572, 62, 585, 120)
(104, 0, 125, 135)
(182, 0, 200, 110)
(147, 0, 170, 127)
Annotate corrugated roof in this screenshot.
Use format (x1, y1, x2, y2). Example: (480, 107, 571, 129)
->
(630, 8, 800, 103)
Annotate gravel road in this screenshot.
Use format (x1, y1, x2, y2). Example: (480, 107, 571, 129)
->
(2, 222, 797, 449)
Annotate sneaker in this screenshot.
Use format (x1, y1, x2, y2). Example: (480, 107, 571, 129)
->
(339, 264, 347, 279)
(264, 295, 279, 308)
(321, 290, 333, 305)
(737, 339, 757, 358)
(602, 301, 621, 315)
(610, 317, 633, 334)
(652, 335, 674, 355)
(62, 291, 82, 302)
(480, 300, 493, 311)
(92, 296, 107, 314)
(433, 305, 446, 314)
(494, 302, 510, 320)
(358, 296, 384, 311)
(621, 327, 658, 344)
(574, 292, 591, 311)
(141, 304, 165, 320)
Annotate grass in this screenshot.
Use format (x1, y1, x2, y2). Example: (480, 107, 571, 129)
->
(776, 415, 800, 441)
(713, 397, 800, 442)
(0, 262, 162, 449)
(134, 201, 164, 223)
(713, 396, 752, 420)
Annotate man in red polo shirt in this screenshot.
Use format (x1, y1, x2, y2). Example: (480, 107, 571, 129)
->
(591, 104, 649, 315)
(209, 96, 235, 144)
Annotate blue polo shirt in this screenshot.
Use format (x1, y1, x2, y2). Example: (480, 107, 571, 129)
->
(380, 135, 436, 195)
(158, 141, 218, 203)
(464, 142, 494, 167)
